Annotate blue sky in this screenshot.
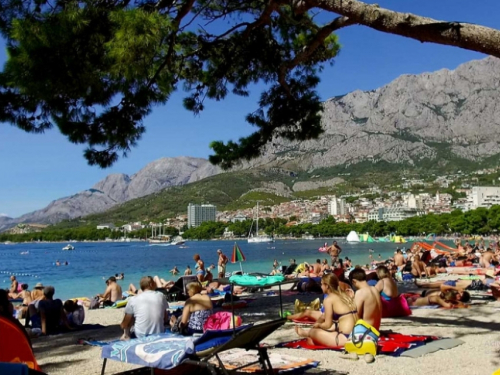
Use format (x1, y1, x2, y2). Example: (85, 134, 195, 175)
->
(1, 0, 499, 218)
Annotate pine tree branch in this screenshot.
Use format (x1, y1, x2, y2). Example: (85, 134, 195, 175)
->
(305, 0, 500, 58)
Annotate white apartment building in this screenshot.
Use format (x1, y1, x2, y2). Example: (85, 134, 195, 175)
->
(187, 203, 217, 228)
(367, 207, 425, 222)
(467, 186, 500, 210)
(328, 196, 346, 216)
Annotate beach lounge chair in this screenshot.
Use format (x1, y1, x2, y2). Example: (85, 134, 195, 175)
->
(158, 276, 198, 302)
(101, 318, 286, 375)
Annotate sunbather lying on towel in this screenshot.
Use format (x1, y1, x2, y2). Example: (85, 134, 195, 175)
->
(202, 281, 246, 296)
(416, 277, 500, 299)
(405, 289, 469, 308)
(292, 274, 358, 347)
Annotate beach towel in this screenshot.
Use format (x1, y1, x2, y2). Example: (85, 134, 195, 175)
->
(209, 349, 319, 373)
(101, 332, 195, 370)
(276, 332, 440, 357)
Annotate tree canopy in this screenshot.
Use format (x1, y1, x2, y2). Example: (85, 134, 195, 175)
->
(1, 0, 499, 168)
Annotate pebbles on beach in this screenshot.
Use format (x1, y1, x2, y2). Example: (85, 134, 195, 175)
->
(32, 284, 500, 375)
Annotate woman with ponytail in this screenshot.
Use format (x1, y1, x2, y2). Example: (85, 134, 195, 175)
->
(293, 273, 358, 347)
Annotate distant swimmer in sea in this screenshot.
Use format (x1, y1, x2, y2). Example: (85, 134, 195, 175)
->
(55, 260, 61, 267)
(115, 273, 124, 280)
(184, 265, 192, 276)
(170, 266, 180, 276)
(64, 261, 69, 266)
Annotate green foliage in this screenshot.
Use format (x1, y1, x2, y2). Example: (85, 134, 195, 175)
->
(0, 0, 341, 168)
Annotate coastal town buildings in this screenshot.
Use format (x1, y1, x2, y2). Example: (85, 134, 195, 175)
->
(466, 186, 500, 210)
(187, 203, 217, 228)
(328, 196, 346, 216)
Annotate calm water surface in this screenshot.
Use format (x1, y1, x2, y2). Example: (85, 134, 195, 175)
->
(0, 239, 447, 299)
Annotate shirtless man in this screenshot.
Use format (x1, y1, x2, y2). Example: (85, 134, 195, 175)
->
(310, 259, 322, 276)
(8, 275, 19, 298)
(217, 249, 229, 279)
(328, 241, 342, 266)
(394, 249, 405, 271)
(193, 254, 205, 283)
(349, 268, 382, 330)
(184, 265, 192, 275)
(97, 277, 123, 307)
(480, 249, 495, 268)
(13, 284, 32, 319)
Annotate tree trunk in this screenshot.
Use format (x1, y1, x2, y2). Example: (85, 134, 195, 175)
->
(305, 0, 500, 59)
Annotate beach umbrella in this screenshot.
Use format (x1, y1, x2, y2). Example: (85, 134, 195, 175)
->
(231, 242, 246, 273)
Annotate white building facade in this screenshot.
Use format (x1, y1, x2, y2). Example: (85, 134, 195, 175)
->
(467, 186, 500, 210)
(367, 207, 425, 222)
(328, 197, 346, 216)
(187, 203, 217, 228)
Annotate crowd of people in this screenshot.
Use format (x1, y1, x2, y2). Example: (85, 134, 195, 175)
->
(4, 239, 500, 350)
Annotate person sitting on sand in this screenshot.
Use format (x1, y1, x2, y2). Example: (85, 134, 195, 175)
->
(28, 286, 72, 335)
(121, 276, 169, 340)
(406, 289, 469, 308)
(63, 300, 85, 327)
(8, 275, 19, 299)
(194, 254, 205, 283)
(170, 282, 212, 336)
(13, 284, 32, 319)
(184, 265, 192, 276)
(411, 255, 430, 279)
(97, 277, 123, 307)
(292, 274, 358, 347)
(374, 266, 398, 301)
(321, 259, 331, 274)
(31, 283, 45, 301)
(349, 268, 382, 331)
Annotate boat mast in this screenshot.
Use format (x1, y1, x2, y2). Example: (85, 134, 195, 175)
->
(256, 202, 259, 236)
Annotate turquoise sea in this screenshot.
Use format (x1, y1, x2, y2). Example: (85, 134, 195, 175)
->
(0, 239, 447, 300)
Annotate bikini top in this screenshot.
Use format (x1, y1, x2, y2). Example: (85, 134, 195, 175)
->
(332, 310, 357, 321)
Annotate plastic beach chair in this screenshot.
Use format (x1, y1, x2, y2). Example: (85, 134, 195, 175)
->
(102, 318, 286, 375)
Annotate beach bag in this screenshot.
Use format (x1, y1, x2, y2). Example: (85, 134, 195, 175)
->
(344, 319, 380, 356)
(294, 298, 320, 314)
(203, 311, 241, 332)
(89, 296, 100, 310)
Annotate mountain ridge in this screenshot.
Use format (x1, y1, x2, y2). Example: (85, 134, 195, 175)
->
(4, 56, 500, 231)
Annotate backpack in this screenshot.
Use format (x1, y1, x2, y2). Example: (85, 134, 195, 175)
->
(203, 311, 241, 332)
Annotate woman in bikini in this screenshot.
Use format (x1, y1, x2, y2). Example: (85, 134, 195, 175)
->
(406, 289, 469, 308)
(374, 265, 398, 301)
(170, 282, 213, 335)
(294, 273, 358, 347)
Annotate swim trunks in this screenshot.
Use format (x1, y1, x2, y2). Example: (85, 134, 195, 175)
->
(444, 280, 457, 287)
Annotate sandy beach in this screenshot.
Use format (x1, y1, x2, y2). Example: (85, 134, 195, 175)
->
(31, 283, 500, 375)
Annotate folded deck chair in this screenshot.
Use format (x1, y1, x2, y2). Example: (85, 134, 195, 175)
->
(102, 319, 286, 375)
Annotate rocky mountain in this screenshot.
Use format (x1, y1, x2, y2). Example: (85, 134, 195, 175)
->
(4, 57, 500, 231)
(244, 56, 500, 171)
(2, 157, 220, 230)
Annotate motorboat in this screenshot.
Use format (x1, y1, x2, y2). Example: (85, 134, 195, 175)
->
(62, 244, 75, 251)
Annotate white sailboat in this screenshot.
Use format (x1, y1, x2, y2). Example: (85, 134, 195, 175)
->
(148, 223, 171, 245)
(248, 202, 273, 243)
(62, 244, 75, 250)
